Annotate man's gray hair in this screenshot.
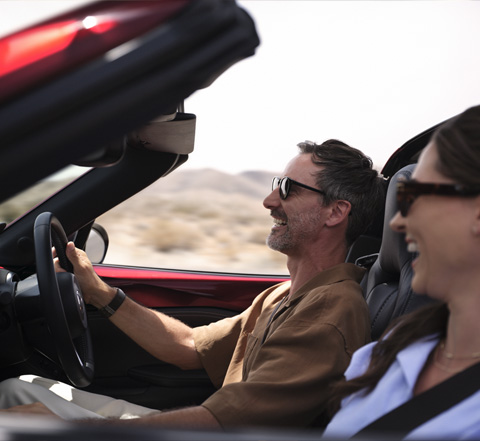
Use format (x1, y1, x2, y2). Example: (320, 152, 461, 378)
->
(297, 139, 385, 247)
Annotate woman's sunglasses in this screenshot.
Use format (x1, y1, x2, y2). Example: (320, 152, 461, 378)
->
(396, 180, 480, 217)
(272, 176, 325, 200)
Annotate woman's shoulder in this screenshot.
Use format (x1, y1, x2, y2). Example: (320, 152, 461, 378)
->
(345, 333, 440, 381)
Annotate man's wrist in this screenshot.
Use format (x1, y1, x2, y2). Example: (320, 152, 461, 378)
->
(98, 288, 127, 318)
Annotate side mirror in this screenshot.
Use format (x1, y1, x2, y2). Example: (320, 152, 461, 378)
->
(85, 224, 109, 264)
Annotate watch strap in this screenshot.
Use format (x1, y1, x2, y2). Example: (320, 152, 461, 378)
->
(99, 288, 126, 318)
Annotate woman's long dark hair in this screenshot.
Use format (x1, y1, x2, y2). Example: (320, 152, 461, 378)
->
(328, 303, 448, 414)
(328, 105, 480, 414)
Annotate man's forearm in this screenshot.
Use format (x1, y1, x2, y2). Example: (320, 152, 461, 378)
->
(62, 243, 202, 370)
(121, 405, 221, 429)
(79, 405, 221, 429)
(105, 296, 202, 370)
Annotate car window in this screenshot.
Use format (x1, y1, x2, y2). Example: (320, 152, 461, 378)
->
(97, 168, 288, 275)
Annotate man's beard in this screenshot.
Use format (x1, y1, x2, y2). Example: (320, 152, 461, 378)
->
(266, 228, 294, 253)
(266, 209, 323, 254)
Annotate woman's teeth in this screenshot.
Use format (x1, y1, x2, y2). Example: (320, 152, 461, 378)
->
(407, 241, 419, 253)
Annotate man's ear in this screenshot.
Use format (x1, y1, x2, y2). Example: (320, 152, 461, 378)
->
(325, 200, 351, 227)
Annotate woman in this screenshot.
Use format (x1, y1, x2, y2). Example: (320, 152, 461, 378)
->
(323, 105, 480, 440)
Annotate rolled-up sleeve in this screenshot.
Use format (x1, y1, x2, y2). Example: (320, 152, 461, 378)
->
(193, 315, 245, 389)
(193, 282, 288, 389)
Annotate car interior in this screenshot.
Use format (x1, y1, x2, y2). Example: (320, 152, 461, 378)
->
(0, 138, 441, 441)
(0, 118, 442, 413)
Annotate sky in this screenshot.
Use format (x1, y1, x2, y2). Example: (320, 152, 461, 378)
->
(187, 0, 480, 173)
(2, 1, 480, 174)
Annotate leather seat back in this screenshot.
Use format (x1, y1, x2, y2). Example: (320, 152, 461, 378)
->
(361, 164, 435, 340)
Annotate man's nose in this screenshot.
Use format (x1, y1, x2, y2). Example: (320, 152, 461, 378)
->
(263, 188, 281, 210)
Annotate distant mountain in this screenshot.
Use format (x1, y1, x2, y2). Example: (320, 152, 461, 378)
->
(142, 168, 278, 199)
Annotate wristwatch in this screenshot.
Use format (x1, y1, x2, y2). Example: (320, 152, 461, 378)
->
(99, 288, 126, 318)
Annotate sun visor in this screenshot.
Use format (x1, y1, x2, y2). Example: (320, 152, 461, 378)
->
(127, 112, 195, 155)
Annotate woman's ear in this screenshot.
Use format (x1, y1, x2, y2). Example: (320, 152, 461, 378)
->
(325, 200, 351, 227)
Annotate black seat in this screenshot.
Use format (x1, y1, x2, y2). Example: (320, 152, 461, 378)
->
(346, 234, 382, 265)
(360, 164, 435, 340)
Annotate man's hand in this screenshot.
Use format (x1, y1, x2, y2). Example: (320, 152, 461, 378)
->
(0, 402, 59, 418)
(54, 242, 116, 308)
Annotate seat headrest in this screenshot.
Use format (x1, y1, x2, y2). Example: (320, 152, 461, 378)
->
(363, 164, 435, 340)
(377, 164, 415, 274)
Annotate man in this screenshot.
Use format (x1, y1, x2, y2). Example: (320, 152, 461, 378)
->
(0, 139, 385, 429)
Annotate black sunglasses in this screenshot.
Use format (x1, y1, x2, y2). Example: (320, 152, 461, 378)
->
(272, 176, 325, 200)
(396, 179, 480, 217)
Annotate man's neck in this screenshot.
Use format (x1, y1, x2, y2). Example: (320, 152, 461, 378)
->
(287, 245, 347, 294)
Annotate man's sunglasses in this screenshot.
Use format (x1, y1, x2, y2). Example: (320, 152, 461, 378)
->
(396, 180, 480, 217)
(272, 176, 325, 200)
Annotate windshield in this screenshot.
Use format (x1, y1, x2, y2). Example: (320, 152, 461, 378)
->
(0, 166, 87, 225)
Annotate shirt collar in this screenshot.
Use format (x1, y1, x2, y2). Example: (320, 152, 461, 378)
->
(397, 334, 440, 392)
(285, 263, 366, 307)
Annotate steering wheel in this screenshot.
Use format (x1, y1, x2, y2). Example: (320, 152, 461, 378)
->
(34, 212, 94, 387)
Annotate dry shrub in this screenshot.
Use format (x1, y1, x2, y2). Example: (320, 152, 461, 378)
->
(145, 218, 203, 252)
